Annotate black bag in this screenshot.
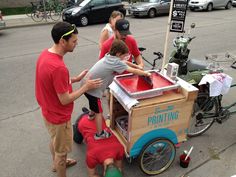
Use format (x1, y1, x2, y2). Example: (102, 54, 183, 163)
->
(73, 114, 84, 144)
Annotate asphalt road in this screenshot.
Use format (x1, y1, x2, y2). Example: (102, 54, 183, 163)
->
(0, 8, 236, 177)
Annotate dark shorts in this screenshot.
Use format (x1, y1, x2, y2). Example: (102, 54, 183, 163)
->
(84, 93, 103, 113)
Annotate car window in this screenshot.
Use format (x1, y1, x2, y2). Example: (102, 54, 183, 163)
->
(79, 0, 90, 7)
(160, 0, 170, 2)
(107, 0, 120, 4)
(90, 0, 106, 6)
(141, 0, 159, 3)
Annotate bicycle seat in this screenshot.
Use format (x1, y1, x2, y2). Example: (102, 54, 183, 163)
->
(187, 59, 208, 72)
(138, 47, 146, 52)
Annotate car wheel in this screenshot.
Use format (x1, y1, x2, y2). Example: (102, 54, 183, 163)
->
(206, 3, 213, 11)
(189, 8, 195, 11)
(225, 1, 232, 9)
(79, 15, 88, 27)
(148, 9, 156, 18)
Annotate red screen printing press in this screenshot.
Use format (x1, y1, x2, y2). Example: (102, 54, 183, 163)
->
(113, 71, 180, 100)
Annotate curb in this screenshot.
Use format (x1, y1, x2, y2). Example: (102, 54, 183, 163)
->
(4, 21, 57, 29)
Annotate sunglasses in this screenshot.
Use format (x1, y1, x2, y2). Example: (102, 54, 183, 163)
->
(61, 24, 76, 39)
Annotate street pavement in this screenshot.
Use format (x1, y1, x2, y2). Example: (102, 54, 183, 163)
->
(1, 8, 236, 177)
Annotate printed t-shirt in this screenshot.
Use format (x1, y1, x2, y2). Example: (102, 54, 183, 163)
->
(78, 116, 124, 169)
(99, 35, 140, 63)
(35, 49, 73, 124)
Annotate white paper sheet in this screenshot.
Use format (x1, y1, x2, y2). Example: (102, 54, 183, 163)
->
(199, 73, 233, 97)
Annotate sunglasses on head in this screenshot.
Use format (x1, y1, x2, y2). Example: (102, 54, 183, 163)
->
(61, 24, 76, 39)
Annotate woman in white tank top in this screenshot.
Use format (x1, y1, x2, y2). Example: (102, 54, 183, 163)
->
(99, 11, 123, 50)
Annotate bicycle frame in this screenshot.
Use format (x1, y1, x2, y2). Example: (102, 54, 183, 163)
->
(187, 83, 236, 137)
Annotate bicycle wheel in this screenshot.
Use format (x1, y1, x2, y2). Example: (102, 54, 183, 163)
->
(139, 138, 176, 175)
(50, 5, 63, 21)
(25, 6, 32, 17)
(31, 10, 44, 22)
(187, 92, 218, 137)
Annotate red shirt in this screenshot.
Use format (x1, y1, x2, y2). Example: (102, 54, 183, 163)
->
(78, 116, 124, 169)
(99, 35, 140, 63)
(35, 49, 73, 124)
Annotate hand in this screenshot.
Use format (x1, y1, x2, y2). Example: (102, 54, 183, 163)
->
(145, 71, 151, 77)
(77, 69, 89, 81)
(71, 69, 89, 83)
(84, 77, 103, 91)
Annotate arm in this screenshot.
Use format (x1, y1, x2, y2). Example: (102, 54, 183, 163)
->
(124, 61, 143, 70)
(99, 29, 109, 50)
(126, 66, 151, 77)
(134, 54, 144, 70)
(71, 69, 88, 83)
(57, 78, 103, 105)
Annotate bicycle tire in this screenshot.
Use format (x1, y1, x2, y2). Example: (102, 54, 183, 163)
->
(25, 6, 32, 17)
(187, 92, 218, 137)
(31, 10, 44, 22)
(49, 9, 62, 21)
(139, 138, 176, 175)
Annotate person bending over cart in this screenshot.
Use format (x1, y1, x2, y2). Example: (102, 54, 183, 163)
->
(81, 39, 151, 140)
(73, 108, 124, 177)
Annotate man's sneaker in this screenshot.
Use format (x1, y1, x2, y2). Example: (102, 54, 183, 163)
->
(94, 130, 111, 140)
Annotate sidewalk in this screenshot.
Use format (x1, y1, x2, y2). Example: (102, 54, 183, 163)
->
(4, 14, 57, 29)
(3, 4, 131, 29)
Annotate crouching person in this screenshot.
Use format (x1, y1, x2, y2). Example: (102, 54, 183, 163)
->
(73, 108, 124, 177)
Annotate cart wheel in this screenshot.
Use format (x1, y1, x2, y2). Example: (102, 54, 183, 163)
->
(139, 138, 176, 175)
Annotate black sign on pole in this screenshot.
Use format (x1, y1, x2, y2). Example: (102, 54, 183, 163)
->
(170, 0, 188, 32)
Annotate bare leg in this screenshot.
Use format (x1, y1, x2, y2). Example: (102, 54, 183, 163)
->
(95, 113, 103, 134)
(114, 160, 123, 172)
(55, 154, 67, 177)
(49, 139, 56, 170)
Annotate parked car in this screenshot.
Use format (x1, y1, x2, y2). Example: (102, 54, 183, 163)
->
(0, 10, 6, 30)
(62, 0, 126, 26)
(129, 0, 171, 18)
(232, 0, 236, 6)
(188, 0, 232, 11)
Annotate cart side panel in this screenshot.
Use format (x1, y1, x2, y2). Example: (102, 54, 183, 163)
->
(129, 98, 195, 153)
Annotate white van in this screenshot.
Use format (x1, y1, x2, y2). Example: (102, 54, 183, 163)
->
(188, 0, 232, 11)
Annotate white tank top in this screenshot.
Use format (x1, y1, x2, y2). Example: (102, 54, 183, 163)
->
(101, 23, 114, 37)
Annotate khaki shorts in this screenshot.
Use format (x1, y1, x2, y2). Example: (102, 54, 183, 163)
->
(43, 118, 73, 156)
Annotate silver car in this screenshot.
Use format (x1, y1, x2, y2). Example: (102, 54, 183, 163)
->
(232, 0, 236, 6)
(188, 0, 232, 11)
(129, 0, 171, 18)
(0, 10, 6, 30)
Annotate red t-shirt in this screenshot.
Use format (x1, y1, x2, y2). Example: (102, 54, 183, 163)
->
(35, 49, 73, 124)
(99, 35, 140, 63)
(78, 116, 124, 169)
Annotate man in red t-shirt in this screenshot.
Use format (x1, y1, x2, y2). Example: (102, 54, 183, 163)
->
(35, 22, 102, 177)
(99, 19, 144, 70)
(74, 108, 124, 177)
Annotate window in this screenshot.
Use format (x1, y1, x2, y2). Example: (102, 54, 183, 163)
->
(90, 0, 106, 6)
(107, 0, 120, 4)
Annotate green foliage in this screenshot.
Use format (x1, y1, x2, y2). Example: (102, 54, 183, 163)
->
(1, 7, 27, 15)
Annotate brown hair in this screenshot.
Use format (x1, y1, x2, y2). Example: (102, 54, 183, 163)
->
(109, 39, 129, 56)
(109, 11, 123, 23)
